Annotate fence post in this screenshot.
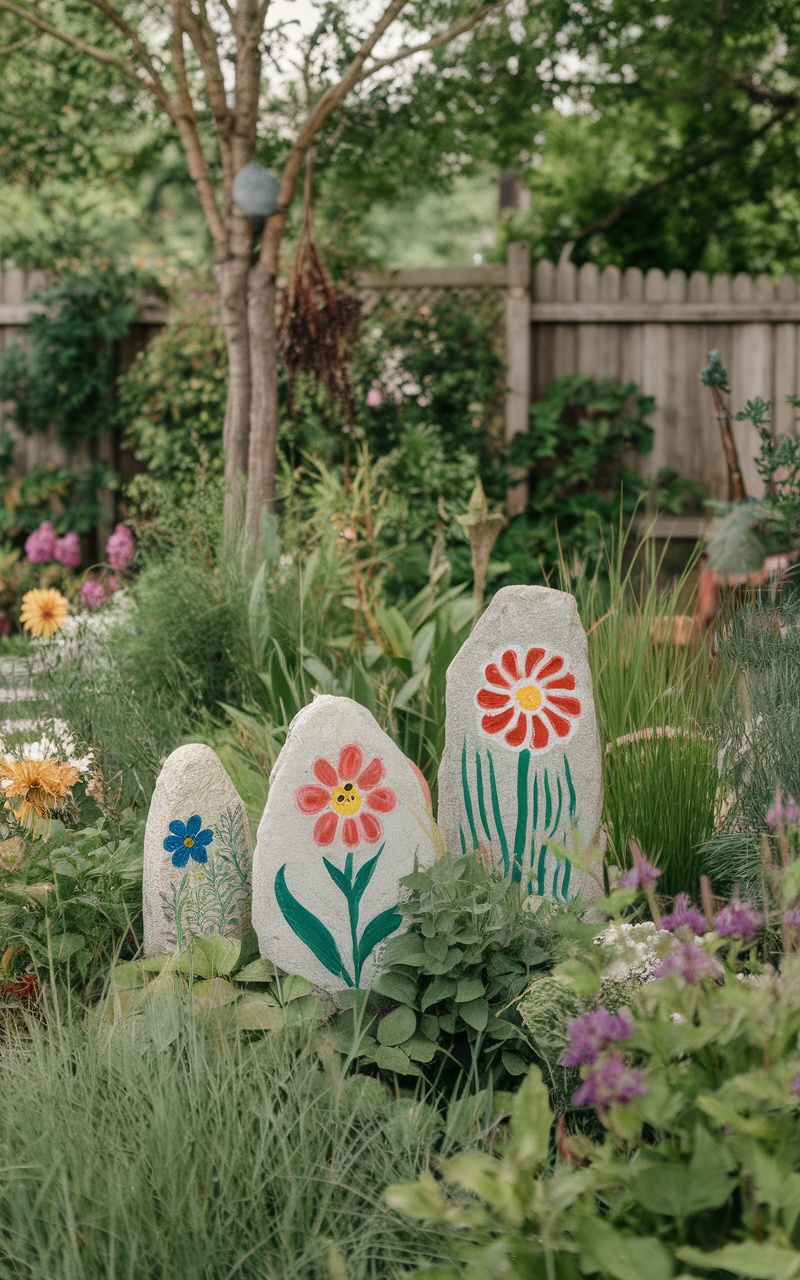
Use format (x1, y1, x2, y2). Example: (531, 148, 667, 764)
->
(505, 242, 531, 517)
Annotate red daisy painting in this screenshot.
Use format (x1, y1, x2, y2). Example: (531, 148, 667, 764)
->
(294, 744, 397, 847)
(475, 645, 581, 752)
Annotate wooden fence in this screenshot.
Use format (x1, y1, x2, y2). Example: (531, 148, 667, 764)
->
(4, 250, 800, 531)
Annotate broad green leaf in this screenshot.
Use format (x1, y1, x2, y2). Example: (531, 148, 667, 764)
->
(676, 1243, 800, 1279)
(421, 976, 457, 1010)
(192, 934, 241, 977)
(404, 1033, 438, 1063)
(382, 933, 427, 966)
(48, 932, 84, 962)
(372, 971, 419, 1008)
(192, 978, 239, 1009)
(575, 1219, 674, 1280)
(112, 961, 145, 990)
(455, 977, 485, 1003)
(236, 994, 284, 1031)
(377, 1003, 417, 1046)
(373, 1045, 417, 1074)
(385, 1173, 446, 1222)
(282, 994, 324, 1026)
(279, 975, 312, 1003)
(511, 1068, 552, 1171)
(458, 997, 489, 1032)
(631, 1127, 734, 1217)
(501, 1049, 529, 1076)
(235, 958, 276, 984)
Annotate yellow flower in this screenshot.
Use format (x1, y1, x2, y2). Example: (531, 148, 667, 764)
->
(19, 588, 69, 639)
(0, 757, 80, 822)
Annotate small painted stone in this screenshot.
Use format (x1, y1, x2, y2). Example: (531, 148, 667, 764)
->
(143, 743, 253, 956)
(437, 585, 602, 900)
(251, 695, 436, 993)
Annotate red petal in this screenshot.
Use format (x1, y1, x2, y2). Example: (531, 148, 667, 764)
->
(357, 757, 384, 790)
(366, 786, 397, 814)
(544, 672, 576, 691)
(536, 655, 564, 682)
(313, 812, 338, 846)
(543, 707, 571, 738)
(312, 758, 338, 787)
(359, 812, 382, 843)
(484, 662, 510, 689)
(477, 688, 511, 710)
(505, 712, 527, 748)
(482, 708, 514, 734)
(531, 715, 549, 750)
(547, 694, 581, 717)
(501, 648, 521, 681)
(296, 785, 330, 815)
(338, 745, 363, 780)
(525, 646, 545, 677)
(343, 817, 360, 847)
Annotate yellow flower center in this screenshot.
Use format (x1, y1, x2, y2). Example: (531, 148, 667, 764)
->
(183, 836, 195, 848)
(516, 684, 542, 712)
(331, 782, 362, 815)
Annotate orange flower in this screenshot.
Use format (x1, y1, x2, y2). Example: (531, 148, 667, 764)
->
(19, 588, 69, 639)
(0, 757, 80, 821)
(475, 646, 582, 752)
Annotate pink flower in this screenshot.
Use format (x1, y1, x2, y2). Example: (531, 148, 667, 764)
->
(24, 521, 58, 564)
(661, 893, 707, 935)
(559, 1007, 633, 1067)
(366, 386, 382, 407)
(654, 941, 721, 984)
(714, 895, 763, 942)
(572, 1051, 646, 1112)
(105, 523, 135, 571)
(295, 745, 397, 848)
(619, 843, 661, 890)
(107, 575, 120, 595)
(54, 531, 81, 569)
(80, 579, 106, 611)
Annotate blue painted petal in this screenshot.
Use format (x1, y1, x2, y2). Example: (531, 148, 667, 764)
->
(164, 835, 184, 854)
(194, 828, 214, 847)
(171, 846, 191, 868)
(168, 819, 187, 838)
(186, 814, 202, 837)
(190, 845, 208, 864)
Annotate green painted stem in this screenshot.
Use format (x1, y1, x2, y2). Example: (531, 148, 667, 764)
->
(512, 749, 530, 883)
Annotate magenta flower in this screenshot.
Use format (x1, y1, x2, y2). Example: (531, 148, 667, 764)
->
(619, 844, 661, 891)
(784, 906, 800, 929)
(366, 386, 382, 407)
(661, 893, 707, 935)
(559, 1006, 633, 1067)
(572, 1050, 646, 1112)
(766, 790, 800, 828)
(80, 579, 106, 611)
(714, 895, 763, 942)
(24, 521, 58, 564)
(792, 1075, 800, 1098)
(106, 523, 135, 571)
(654, 941, 721, 984)
(54, 531, 81, 569)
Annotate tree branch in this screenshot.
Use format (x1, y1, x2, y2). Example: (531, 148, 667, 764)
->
(82, 0, 171, 109)
(171, 1, 226, 249)
(0, 29, 37, 54)
(0, 0, 165, 100)
(362, 0, 506, 77)
(566, 103, 797, 248)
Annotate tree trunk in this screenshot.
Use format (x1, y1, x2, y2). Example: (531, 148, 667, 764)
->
(243, 258, 279, 553)
(218, 254, 253, 541)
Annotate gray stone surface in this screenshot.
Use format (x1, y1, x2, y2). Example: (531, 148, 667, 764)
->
(437, 585, 602, 899)
(252, 695, 436, 992)
(143, 744, 253, 956)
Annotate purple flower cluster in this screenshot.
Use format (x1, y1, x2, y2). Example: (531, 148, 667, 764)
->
(106, 523, 135, 572)
(572, 1051, 647, 1112)
(54, 531, 80, 568)
(619, 845, 661, 891)
(559, 1007, 633, 1067)
(654, 941, 721, 984)
(661, 893, 707, 935)
(767, 790, 800, 828)
(792, 1075, 800, 1099)
(24, 521, 82, 569)
(784, 906, 800, 929)
(80, 579, 107, 611)
(713, 895, 763, 943)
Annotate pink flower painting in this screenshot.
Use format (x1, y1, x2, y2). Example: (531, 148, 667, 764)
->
(295, 744, 397, 848)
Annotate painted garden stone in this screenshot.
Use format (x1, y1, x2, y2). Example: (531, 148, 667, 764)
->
(252, 695, 436, 993)
(143, 744, 253, 956)
(437, 585, 602, 900)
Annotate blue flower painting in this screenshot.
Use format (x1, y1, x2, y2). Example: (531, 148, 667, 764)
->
(164, 815, 214, 867)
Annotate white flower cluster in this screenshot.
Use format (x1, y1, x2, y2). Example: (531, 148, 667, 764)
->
(0, 718, 92, 773)
(594, 920, 674, 984)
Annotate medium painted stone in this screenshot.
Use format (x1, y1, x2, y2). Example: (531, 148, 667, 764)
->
(437, 585, 602, 899)
(252, 695, 436, 993)
(143, 744, 253, 956)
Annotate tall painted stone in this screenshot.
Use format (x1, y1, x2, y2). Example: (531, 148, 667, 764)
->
(437, 586, 602, 899)
(143, 744, 253, 956)
(252, 695, 436, 993)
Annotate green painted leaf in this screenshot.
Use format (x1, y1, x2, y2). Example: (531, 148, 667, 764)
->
(458, 997, 489, 1032)
(353, 845, 384, 902)
(455, 977, 485, 1003)
(376, 1003, 417, 1046)
(372, 970, 419, 1007)
(323, 857, 352, 897)
(358, 905, 403, 971)
(274, 864, 352, 987)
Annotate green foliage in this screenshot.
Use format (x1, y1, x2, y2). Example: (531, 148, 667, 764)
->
(389, 951, 800, 1278)
(501, 376, 654, 582)
(0, 818, 141, 989)
(0, 264, 153, 447)
(0, 1009, 493, 1279)
(0, 452, 118, 546)
(335, 853, 593, 1086)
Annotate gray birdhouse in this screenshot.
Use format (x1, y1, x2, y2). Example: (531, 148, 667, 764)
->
(233, 162, 279, 218)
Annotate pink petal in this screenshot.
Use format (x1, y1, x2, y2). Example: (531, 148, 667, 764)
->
(366, 786, 397, 814)
(359, 812, 382, 843)
(296, 785, 330, 815)
(338, 745, 363, 780)
(357, 757, 384, 790)
(313, 812, 338, 846)
(313, 757, 338, 787)
(343, 817, 360, 847)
